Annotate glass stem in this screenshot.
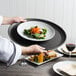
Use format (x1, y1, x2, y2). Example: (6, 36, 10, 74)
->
(69, 51, 71, 58)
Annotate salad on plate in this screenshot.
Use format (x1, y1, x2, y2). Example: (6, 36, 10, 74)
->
(23, 26, 47, 39)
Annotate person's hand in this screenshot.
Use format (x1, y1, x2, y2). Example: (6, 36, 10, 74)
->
(10, 17, 26, 23)
(2, 16, 26, 25)
(22, 45, 47, 55)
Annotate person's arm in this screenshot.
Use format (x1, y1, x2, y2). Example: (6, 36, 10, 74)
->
(0, 36, 46, 66)
(0, 16, 24, 66)
(0, 16, 3, 25)
(0, 36, 22, 66)
(2, 16, 26, 25)
(0, 16, 46, 66)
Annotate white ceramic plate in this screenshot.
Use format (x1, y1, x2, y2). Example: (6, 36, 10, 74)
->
(57, 44, 76, 56)
(53, 61, 76, 76)
(17, 21, 55, 41)
(25, 52, 63, 65)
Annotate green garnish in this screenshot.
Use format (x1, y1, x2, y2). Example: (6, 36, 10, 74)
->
(23, 26, 47, 39)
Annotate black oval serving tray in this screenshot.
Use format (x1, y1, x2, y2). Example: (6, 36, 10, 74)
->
(8, 18, 66, 50)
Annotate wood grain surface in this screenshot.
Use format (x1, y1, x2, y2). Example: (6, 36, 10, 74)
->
(0, 57, 76, 76)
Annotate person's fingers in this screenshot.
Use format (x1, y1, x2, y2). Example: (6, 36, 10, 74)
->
(13, 17, 26, 23)
(18, 17, 26, 22)
(39, 46, 45, 49)
(13, 18, 21, 22)
(36, 48, 47, 53)
(34, 45, 45, 50)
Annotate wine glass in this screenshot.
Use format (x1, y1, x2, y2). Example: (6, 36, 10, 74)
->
(66, 43, 75, 57)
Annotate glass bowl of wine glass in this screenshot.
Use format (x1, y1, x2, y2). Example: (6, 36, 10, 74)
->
(66, 43, 76, 57)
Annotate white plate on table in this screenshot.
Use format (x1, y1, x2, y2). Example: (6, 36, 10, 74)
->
(25, 52, 63, 65)
(17, 20, 55, 41)
(57, 45, 76, 56)
(53, 61, 76, 76)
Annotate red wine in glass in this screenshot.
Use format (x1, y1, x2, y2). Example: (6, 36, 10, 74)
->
(66, 44, 75, 56)
(66, 44, 75, 51)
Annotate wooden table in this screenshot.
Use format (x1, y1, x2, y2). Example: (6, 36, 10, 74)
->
(0, 56, 76, 76)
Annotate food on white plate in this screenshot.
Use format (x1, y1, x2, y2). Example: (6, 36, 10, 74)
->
(23, 26, 47, 39)
(28, 50, 57, 63)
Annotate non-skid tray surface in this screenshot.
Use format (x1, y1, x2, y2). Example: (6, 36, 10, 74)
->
(8, 18, 66, 50)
